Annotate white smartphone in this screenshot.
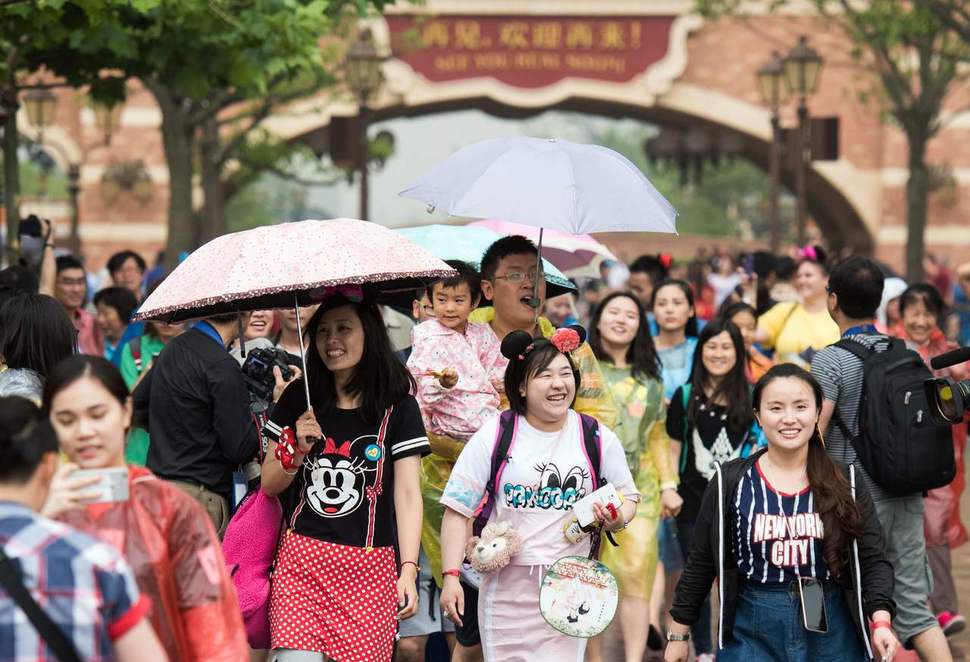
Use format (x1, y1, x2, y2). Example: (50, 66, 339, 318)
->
(571, 483, 621, 528)
(72, 468, 130, 503)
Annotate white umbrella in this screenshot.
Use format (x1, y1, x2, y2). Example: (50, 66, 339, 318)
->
(400, 136, 676, 306)
(399, 136, 678, 235)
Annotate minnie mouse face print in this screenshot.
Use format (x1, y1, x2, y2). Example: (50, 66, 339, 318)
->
(306, 435, 380, 518)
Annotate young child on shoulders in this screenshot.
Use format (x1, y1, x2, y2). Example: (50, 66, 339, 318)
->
(407, 260, 503, 441)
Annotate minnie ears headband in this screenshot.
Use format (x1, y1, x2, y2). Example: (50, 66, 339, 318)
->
(500, 325, 587, 362)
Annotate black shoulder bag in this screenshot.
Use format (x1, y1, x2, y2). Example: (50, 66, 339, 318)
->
(0, 548, 82, 662)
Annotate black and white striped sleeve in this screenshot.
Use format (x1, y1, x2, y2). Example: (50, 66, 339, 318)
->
(389, 396, 431, 460)
(262, 380, 304, 442)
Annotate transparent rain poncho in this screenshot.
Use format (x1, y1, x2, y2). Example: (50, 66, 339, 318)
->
(58, 466, 248, 661)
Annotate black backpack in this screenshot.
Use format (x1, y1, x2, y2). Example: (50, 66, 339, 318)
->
(833, 337, 955, 495)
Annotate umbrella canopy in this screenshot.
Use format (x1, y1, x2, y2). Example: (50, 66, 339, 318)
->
(134, 218, 454, 323)
(467, 220, 618, 278)
(395, 224, 577, 296)
(399, 136, 678, 235)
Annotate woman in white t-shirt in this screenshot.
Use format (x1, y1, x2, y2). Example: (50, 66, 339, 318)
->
(439, 327, 638, 661)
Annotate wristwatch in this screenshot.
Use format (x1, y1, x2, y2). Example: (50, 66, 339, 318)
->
(666, 632, 690, 642)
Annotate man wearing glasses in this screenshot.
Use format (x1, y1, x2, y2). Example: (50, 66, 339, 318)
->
(406, 235, 618, 662)
(53, 255, 103, 356)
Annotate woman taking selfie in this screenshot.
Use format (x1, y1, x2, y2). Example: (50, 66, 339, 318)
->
(41, 355, 247, 661)
(260, 291, 428, 662)
(439, 328, 638, 661)
(588, 292, 681, 662)
(666, 364, 898, 662)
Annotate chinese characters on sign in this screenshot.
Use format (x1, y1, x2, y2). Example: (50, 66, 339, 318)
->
(387, 15, 676, 88)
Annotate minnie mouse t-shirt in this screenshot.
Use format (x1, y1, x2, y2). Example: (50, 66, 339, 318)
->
(264, 383, 429, 548)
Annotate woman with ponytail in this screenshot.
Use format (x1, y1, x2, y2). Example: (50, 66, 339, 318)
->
(666, 364, 898, 662)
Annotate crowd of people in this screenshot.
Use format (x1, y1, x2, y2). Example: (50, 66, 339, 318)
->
(0, 226, 968, 662)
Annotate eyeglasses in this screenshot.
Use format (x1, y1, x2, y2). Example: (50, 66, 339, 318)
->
(494, 269, 544, 283)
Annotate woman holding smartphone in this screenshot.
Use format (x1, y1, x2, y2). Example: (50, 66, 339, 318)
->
(41, 355, 248, 661)
(665, 364, 898, 662)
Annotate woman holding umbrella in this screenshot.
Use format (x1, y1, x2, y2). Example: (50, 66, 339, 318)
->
(260, 290, 430, 662)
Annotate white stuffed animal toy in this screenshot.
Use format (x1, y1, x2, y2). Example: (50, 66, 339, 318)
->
(465, 521, 523, 573)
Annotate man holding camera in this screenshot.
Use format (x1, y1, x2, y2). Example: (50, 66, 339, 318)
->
(132, 312, 296, 536)
(812, 256, 951, 661)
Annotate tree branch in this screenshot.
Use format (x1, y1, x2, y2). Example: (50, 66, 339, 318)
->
(234, 156, 346, 187)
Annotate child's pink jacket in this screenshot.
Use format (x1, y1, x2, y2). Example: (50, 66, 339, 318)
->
(407, 319, 503, 441)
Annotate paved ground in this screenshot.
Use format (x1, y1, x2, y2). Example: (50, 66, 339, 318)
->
(895, 481, 970, 662)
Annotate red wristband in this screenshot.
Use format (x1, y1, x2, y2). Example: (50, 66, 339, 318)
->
(442, 568, 461, 578)
(871, 620, 892, 631)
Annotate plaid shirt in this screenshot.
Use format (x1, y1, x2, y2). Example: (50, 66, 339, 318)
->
(0, 502, 149, 662)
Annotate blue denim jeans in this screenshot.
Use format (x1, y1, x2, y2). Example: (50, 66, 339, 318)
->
(719, 580, 867, 662)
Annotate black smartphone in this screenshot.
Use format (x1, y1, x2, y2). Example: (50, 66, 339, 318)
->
(799, 577, 828, 633)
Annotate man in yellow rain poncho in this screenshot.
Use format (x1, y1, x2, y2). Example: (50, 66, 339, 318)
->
(417, 236, 618, 657)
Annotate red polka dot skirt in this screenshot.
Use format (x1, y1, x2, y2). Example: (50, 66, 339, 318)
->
(269, 532, 397, 661)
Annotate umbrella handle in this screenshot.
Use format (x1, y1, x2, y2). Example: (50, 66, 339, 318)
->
(294, 295, 313, 412)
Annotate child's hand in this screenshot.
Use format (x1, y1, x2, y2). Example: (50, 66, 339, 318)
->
(438, 368, 459, 389)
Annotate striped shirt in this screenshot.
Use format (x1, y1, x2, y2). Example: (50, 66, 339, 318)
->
(734, 461, 829, 583)
(810, 333, 891, 502)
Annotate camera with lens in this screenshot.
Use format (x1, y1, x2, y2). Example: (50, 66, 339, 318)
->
(241, 347, 294, 413)
(924, 346, 970, 424)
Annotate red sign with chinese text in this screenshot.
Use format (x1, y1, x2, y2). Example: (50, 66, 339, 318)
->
(387, 15, 676, 88)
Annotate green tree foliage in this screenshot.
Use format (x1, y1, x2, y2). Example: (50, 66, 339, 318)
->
(582, 122, 784, 241)
(4, 0, 395, 259)
(694, 0, 969, 281)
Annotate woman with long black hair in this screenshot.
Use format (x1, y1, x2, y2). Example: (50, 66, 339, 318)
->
(0, 293, 76, 401)
(260, 291, 429, 662)
(666, 364, 898, 661)
(587, 291, 681, 662)
(666, 318, 762, 659)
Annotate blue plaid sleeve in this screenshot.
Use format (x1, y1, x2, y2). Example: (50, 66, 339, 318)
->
(91, 547, 150, 640)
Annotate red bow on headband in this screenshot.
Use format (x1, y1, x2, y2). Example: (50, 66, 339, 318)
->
(798, 245, 818, 262)
(322, 437, 352, 458)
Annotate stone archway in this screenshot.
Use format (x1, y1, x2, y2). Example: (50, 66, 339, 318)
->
(271, 7, 874, 252)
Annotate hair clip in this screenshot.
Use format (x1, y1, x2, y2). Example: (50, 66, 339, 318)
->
(550, 327, 581, 354)
(517, 343, 536, 361)
(798, 245, 818, 262)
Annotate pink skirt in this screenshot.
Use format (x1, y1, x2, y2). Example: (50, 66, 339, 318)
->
(478, 564, 587, 662)
(269, 532, 397, 661)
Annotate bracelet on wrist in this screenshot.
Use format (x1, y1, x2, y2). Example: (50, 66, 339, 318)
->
(871, 620, 892, 631)
(660, 482, 678, 492)
(442, 568, 460, 578)
(400, 560, 420, 573)
(666, 632, 690, 642)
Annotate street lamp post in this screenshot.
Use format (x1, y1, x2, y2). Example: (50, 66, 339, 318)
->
(22, 90, 121, 255)
(344, 27, 386, 222)
(757, 51, 790, 254)
(783, 35, 823, 247)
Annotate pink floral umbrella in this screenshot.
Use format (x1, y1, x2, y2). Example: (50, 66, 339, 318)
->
(134, 219, 454, 409)
(134, 218, 453, 323)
